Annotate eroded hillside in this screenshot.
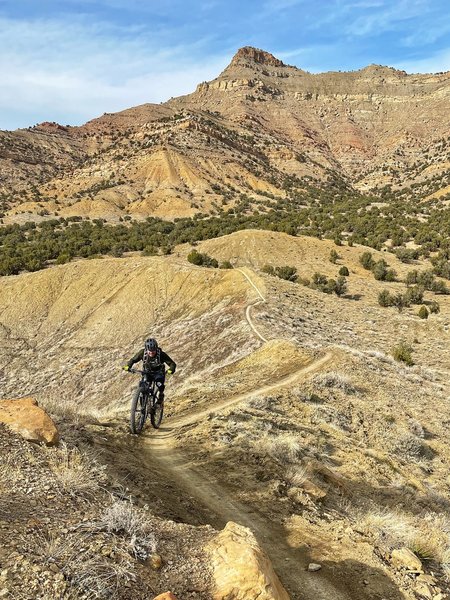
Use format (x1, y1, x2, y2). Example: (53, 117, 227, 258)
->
(1, 231, 449, 599)
(1, 47, 449, 222)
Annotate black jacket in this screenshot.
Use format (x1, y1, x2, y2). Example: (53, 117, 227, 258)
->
(127, 348, 176, 374)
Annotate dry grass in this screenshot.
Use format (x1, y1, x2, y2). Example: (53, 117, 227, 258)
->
(356, 509, 450, 569)
(95, 498, 157, 560)
(258, 433, 303, 464)
(46, 443, 106, 497)
(311, 371, 356, 395)
(285, 465, 308, 487)
(33, 528, 136, 600)
(40, 394, 108, 424)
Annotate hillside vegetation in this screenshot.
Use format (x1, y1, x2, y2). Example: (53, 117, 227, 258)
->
(1, 230, 449, 599)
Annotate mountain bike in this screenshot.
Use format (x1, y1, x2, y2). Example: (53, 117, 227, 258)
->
(127, 369, 165, 434)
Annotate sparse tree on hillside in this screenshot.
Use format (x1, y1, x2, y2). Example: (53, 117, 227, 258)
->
(418, 305, 429, 319)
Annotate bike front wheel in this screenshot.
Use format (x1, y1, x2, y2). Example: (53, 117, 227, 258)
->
(150, 394, 164, 429)
(130, 387, 147, 434)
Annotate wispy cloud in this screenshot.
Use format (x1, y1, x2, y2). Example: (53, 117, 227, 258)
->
(394, 47, 450, 74)
(0, 0, 449, 129)
(343, 0, 428, 36)
(0, 16, 228, 129)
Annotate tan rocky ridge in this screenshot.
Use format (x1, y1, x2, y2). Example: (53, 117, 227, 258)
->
(1, 47, 449, 221)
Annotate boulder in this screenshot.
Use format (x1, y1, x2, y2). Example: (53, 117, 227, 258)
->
(153, 594, 177, 600)
(391, 548, 423, 572)
(0, 397, 59, 446)
(207, 521, 289, 600)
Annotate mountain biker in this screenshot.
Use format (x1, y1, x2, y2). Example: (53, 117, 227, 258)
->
(123, 338, 176, 403)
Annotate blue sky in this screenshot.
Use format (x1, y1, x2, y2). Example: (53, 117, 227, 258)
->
(1, 0, 449, 130)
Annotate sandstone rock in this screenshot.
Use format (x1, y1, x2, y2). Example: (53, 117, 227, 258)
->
(0, 398, 59, 446)
(300, 480, 326, 499)
(391, 548, 423, 572)
(148, 553, 163, 570)
(207, 521, 289, 600)
(414, 581, 433, 599)
(307, 563, 321, 572)
(153, 593, 177, 600)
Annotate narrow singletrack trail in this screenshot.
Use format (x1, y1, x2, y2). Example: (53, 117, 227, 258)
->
(138, 268, 347, 599)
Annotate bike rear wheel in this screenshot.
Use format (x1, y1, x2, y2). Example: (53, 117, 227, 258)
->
(130, 387, 147, 434)
(150, 391, 164, 429)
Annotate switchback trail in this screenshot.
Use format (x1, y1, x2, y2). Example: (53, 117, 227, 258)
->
(139, 268, 348, 600)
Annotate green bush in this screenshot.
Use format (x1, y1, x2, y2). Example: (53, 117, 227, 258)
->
(334, 276, 348, 296)
(360, 251, 375, 270)
(404, 285, 424, 305)
(429, 301, 440, 314)
(418, 305, 429, 319)
(339, 266, 349, 276)
(378, 289, 393, 307)
(372, 259, 396, 282)
(329, 249, 339, 264)
(392, 292, 411, 312)
(391, 341, 414, 366)
(395, 247, 419, 263)
(275, 266, 298, 282)
(430, 279, 449, 295)
(187, 249, 218, 268)
(219, 260, 234, 269)
(262, 264, 275, 276)
(262, 264, 297, 282)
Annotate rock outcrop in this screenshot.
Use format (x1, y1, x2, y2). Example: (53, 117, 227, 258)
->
(1, 46, 449, 221)
(0, 397, 59, 446)
(207, 521, 290, 600)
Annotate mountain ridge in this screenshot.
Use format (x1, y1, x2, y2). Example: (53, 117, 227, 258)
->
(0, 45, 449, 222)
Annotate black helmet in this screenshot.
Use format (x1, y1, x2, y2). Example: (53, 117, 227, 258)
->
(145, 338, 158, 352)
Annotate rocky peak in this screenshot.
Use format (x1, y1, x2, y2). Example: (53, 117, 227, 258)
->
(229, 46, 286, 68)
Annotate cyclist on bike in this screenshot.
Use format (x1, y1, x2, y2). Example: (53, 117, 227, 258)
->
(123, 338, 176, 403)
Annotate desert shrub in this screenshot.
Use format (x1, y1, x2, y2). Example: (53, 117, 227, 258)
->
(260, 433, 302, 464)
(339, 265, 349, 276)
(310, 272, 347, 296)
(275, 266, 298, 282)
(311, 272, 328, 289)
(32, 529, 136, 600)
(219, 260, 233, 269)
(372, 259, 396, 281)
(418, 305, 429, 319)
(263, 264, 297, 282)
(46, 443, 106, 497)
(391, 341, 414, 366)
(55, 253, 71, 265)
(395, 247, 419, 263)
(378, 289, 394, 307)
(392, 292, 411, 311)
(187, 249, 218, 268)
(393, 433, 426, 460)
(141, 245, 157, 256)
(334, 276, 348, 296)
(312, 371, 355, 394)
(404, 285, 424, 305)
(430, 279, 449, 295)
(262, 264, 275, 275)
(429, 300, 440, 314)
(406, 270, 419, 285)
(360, 251, 375, 270)
(329, 249, 339, 264)
(285, 466, 308, 487)
(97, 499, 157, 560)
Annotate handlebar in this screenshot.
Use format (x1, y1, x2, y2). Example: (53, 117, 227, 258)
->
(124, 368, 174, 377)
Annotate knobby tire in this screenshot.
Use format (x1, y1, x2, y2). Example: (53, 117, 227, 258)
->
(150, 391, 164, 429)
(130, 387, 147, 434)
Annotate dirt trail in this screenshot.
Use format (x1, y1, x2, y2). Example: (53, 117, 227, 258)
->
(138, 268, 349, 599)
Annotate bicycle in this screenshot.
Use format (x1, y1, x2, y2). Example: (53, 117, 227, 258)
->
(127, 369, 166, 434)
